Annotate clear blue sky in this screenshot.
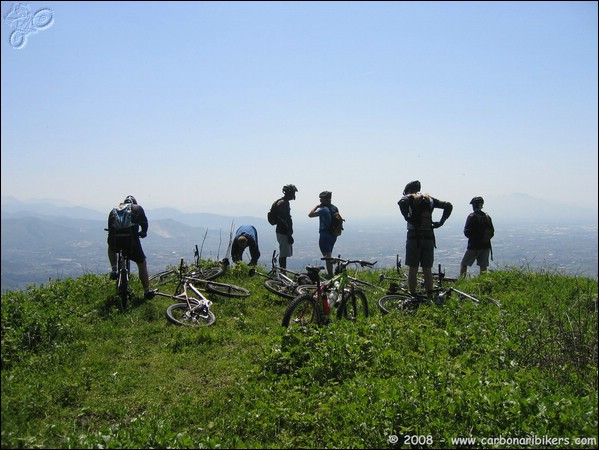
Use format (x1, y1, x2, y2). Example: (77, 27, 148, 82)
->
(2, 1, 597, 221)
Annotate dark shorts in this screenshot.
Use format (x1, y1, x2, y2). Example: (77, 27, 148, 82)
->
(405, 235, 435, 269)
(461, 249, 491, 268)
(319, 231, 337, 254)
(108, 235, 146, 264)
(276, 233, 293, 257)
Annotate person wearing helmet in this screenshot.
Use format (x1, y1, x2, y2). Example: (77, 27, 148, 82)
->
(398, 180, 453, 297)
(460, 196, 495, 277)
(231, 225, 261, 266)
(271, 184, 297, 269)
(107, 195, 155, 300)
(308, 190, 342, 278)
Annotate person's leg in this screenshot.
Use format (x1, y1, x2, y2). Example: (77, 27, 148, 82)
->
(460, 250, 476, 278)
(408, 266, 418, 294)
(108, 247, 117, 271)
(477, 249, 490, 275)
(319, 233, 336, 277)
(422, 267, 434, 296)
(136, 259, 149, 291)
(279, 256, 286, 269)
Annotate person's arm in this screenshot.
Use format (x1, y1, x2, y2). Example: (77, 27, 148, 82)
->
(137, 206, 149, 236)
(309, 204, 321, 218)
(432, 200, 452, 228)
(397, 197, 410, 222)
(249, 238, 260, 265)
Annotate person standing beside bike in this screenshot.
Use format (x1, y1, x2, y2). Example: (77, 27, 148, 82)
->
(308, 190, 341, 278)
(460, 196, 495, 277)
(231, 225, 261, 266)
(107, 195, 154, 300)
(271, 184, 297, 269)
(398, 180, 452, 297)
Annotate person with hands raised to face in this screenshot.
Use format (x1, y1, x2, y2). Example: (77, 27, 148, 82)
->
(309, 190, 341, 278)
(397, 181, 452, 298)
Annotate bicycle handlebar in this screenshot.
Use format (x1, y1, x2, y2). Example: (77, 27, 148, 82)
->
(321, 257, 377, 268)
(105, 228, 146, 238)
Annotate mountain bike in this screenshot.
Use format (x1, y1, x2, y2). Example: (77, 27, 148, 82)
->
(153, 261, 216, 327)
(377, 263, 496, 314)
(248, 250, 316, 300)
(105, 228, 137, 310)
(149, 244, 228, 287)
(153, 258, 250, 298)
(282, 257, 376, 328)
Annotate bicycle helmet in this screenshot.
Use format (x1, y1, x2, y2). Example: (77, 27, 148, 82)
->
(282, 184, 298, 194)
(403, 180, 421, 195)
(470, 196, 484, 205)
(124, 195, 137, 205)
(319, 191, 332, 200)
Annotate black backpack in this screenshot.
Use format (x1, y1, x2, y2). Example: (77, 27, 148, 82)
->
(477, 212, 494, 244)
(267, 199, 281, 226)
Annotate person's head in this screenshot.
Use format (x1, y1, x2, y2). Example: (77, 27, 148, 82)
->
(282, 184, 298, 200)
(403, 180, 421, 195)
(231, 235, 248, 263)
(470, 196, 484, 210)
(319, 191, 332, 204)
(237, 235, 248, 250)
(124, 195, 137, 205)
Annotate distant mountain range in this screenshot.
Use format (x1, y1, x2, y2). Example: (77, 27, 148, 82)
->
(2, 195, 597, 291)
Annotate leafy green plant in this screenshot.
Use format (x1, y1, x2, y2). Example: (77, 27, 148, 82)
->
(1, 263, 597, 448)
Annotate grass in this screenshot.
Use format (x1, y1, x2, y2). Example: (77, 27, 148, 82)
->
(1, 262, 597, 449)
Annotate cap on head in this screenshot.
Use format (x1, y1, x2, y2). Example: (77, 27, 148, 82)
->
(403, 180, 421, 195)
(319, 191, 332, 200)
(282, 184, 298, 194)
(124, 195, 137, 205)
(470, 196, 484, 206)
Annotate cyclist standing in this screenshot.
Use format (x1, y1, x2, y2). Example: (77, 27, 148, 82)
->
(308, 190, 340, 278)
(271, 184, 297, 269)
(107, 195, 155, 300)
(398, 181, 452, 297)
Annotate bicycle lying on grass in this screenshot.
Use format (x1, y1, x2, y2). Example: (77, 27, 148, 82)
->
(151, 258, 250, 299)
(249, 250, 316, 300)
(377, 263, 500, 315)
(282, 257, 377, 328)
(153, 259, 216, 327)
(149, 244, 228, 287)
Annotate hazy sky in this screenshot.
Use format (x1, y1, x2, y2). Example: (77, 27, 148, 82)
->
(2, 1, 597, 221)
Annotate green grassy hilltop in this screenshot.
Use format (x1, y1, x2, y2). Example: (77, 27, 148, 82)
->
(1, 263, 597, 449)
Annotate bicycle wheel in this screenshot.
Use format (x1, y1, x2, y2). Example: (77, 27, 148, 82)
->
(206, 282, 251, 298)
(116, 256, 130, 310)
(296, 284, 318, 295)
(166, 302, 216, 327)
(149, 269, 178, 287)
(263, 279, 297, 299)
(377, 294, 418, 315)
(336, 289, 369, 321)
(282, 294, 322, 328)
(198, 267, 224, 280)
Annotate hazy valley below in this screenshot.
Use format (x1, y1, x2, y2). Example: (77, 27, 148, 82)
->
(2, 198, 597, 291)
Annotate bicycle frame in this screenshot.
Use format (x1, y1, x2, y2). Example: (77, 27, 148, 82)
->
(286, 257, 375, 324)
(155, 277, 215, 326)
(106, 228, 133, 310)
